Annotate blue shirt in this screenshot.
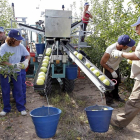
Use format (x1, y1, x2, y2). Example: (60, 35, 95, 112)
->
(0, 43, 29, 64)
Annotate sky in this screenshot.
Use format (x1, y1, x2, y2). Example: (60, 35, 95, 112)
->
(8, 0, 80, 25)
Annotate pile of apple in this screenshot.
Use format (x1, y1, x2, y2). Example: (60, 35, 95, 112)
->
(84, 62, 110, 86)
(36, 48, 52, 85)
(73, 51, 83, 60)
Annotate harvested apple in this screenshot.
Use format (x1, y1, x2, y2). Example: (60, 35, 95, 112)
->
(77, 53, 83, 60)
(46, 48, 52, 52)
(38, 72, 46, 77)
(46, 51, 51, 56)
(93, 70, 100, 77)
(103, 79, 110, 86)
(73, 51, 78, 55)
(42, 62, 48, 67)
(38, 75, 45, 81)
(85, 62, 90, 68)
(98, 75, 106, 81)
(43, 59, 49, 64)
(90, 67, 95, 71)
(40, 67, 47, 73)
(36, 79, 44, 85)
(44, 56, 50, 60)
(103, 108, 108, 110)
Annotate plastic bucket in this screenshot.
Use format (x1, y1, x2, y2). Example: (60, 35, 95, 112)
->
(66, 64, 78, 80)
(30, 106, 61, 138)
(85, 105, 113, 133)
(35, 43, 45, 55)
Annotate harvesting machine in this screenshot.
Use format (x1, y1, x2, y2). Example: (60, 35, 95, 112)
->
(18, 9, 115, 95)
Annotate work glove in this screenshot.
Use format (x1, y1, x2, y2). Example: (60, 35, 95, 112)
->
(127, 59, 132, 65)
(12, 63, 22, 69)
(111, 71, 118, 78)
(111, 50, 123, 58)
(20, 59, 29, 69)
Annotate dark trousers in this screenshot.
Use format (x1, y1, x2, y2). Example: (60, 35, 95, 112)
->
(0, 72, 25, 112)
(104, 68, 121, 105)
(80, 23, 87, 42)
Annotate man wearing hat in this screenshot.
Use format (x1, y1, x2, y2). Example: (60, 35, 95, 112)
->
(100, 35, 136, 107)
(0, 29, 30, 116)
(80, 2, 93, 42)
(0, 27, 7, 46)
(110, 17, 140, 128)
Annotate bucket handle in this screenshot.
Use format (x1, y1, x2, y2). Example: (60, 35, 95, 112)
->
(25, 81, 33, 86)
(111, 79, 117, 85)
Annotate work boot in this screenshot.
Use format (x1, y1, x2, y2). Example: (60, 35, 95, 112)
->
(0, 111, 7, 116)
(110, 118, 124, 130)
(106, 103, 118, 108)
(21, 110, 27, 116)
(114, 97, 125, 103)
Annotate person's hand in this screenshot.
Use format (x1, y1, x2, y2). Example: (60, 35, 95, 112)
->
(111, 50, 123, 58)
(21, 59, 29, 69)
(12, 63, 22, 69)
(111, 71, 118, 78)
(127, 59, 132, 65)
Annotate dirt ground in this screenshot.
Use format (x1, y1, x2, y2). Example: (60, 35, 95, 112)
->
(0, 75, 140, 140)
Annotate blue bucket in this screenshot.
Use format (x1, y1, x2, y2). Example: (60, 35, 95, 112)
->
(35, 43, 45, 55)
(30, 106, 61, 138)
(66, 64, 78, 80)
(85, 105, 113, 133)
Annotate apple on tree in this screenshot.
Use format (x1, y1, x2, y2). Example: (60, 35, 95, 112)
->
(127, 59, 132, 65)
(90, 67, 95, 71)
(85, 62, 90, 68)
(103, 79, 110, 86)
(77, 53, 83, 60)
(98, 75, 106, 81)
(36, 79, 44, 85)
(40, 67, 47, 73)
(73, 51, 78, 55)
(93, 69, 100, 77)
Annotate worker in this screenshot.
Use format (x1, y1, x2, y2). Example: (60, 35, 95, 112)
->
(0, 27, 6, 46)
(0, 29, 30, 116)
(100, 35, 135, 107)
(110, 17, 140, 128)
(80, 2, 93, 42)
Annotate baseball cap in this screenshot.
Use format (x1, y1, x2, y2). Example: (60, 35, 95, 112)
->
(118, 35, 135, 47)
(84, 2, 89, 6)
(0, 27, 4, 32)
(8, 29, 24, 40)
(131, 17, 140, 27)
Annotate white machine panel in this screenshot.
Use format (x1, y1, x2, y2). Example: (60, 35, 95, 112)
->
(45, 10, 72, 38)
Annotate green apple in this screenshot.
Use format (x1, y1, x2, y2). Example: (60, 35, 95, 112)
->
(73, 51, 78, 55)
(38, 75, 45, 81)
(93, 70, 100, 77)
(36, 79, 44, 85)
(42, 62, 48, 67)
(46, 48, 52, 52)
(46, 51, 51, 56)
(103, 108, 108, 110)
(127, 59, 132, 65)
(90, 67, 95, 71)
(85, 62, 90, 68)
(77, 53, 83, 60)
(98, 75, 106, 81)
(38, 72, 46, 77)
(44, 56, 50, 60)
(40, 67, 47, 73)
(21, 63, 25, 69)
(103, 79, 110, 86)
(43, 59, 49, 64)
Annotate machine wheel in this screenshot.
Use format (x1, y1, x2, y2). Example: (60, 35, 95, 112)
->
(63, 78, 75, 93)
(44, 75, 52, 96)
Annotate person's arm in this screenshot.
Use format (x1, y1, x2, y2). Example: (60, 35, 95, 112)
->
(25, 55, 30, 61)
(100, 53, 114, 73)
(122, 52, 140, 60)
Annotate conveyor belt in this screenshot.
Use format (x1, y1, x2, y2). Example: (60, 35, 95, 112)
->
(71, 20, 82, 28)
(61, 41, 115, 93)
